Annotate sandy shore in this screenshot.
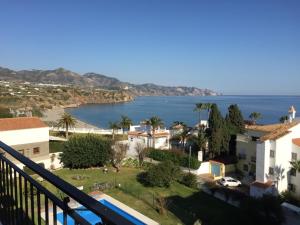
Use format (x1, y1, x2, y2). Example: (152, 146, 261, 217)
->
(42, 107, 100, 129)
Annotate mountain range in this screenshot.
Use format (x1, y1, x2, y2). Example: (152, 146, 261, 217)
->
(0, 66, 218, 96)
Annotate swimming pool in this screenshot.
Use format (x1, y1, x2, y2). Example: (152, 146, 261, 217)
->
(57, 199, 146, 225)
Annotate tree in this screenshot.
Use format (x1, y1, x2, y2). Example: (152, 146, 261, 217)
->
(60, 134, 113, 169)
(225, 104, 245, 134)
(111, 142, 128, 172)
(135, 142, 147, 167)
(290, 160, 300, 172)
(189, 125, 207, 160)
(57, 113, 77, 139)
(194, 103, 211, 125)
(109, 121, 120, 140)
(207, 104, 223, 157)
(145, 116, 164, 148)
(120, 115, 132, 135)
(279, 115, 288, 124)
(140, 161, 181, 187)
(249, 112, 262, 125)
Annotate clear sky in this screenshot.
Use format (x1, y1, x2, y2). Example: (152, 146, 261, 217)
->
(0, 0, 299, 95)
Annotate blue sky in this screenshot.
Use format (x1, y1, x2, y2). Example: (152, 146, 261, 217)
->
(0, 0, 299, 95)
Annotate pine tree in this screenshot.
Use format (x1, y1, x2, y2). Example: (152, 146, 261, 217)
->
(225, 104, 245, 134)
(208, 104, 223, 157)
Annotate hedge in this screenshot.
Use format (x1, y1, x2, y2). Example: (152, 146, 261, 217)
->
(147, 149, 201, 169)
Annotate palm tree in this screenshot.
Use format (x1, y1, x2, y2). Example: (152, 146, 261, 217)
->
(178, 126, 192, 148)
(57, 113, 77, 139)
(171, 121, 187, 129)
(109, 121, 120, 140)
(249, 112, 262, 125)
(279, 115, 289, 124)
(290, 160, 300, 172)
(194, 103, 212, 126)
(145, 116, 164, 148)
(120, 115, 132, 135)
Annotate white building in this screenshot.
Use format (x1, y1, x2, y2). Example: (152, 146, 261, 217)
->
(237, 121, 300, 198)
(0, 117, 61, 170)
(127, 125, 170, 156)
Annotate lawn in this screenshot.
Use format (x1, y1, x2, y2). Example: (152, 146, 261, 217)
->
(40, 167, 249, 225)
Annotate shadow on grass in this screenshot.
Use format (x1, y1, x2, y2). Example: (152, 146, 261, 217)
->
(166, 191, 250, 225)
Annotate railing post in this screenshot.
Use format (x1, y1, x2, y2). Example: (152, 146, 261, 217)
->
(63, 197, 70, 225)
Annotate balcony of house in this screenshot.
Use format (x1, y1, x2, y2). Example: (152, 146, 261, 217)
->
(0, 141, 135, 225)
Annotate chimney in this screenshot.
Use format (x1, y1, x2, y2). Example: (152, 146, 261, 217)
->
(288, 105, 296, 122)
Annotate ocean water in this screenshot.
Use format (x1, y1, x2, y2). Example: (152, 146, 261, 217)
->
(66, 95, 300, 128)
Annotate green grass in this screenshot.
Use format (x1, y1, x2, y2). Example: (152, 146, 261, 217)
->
(38, 167, 249, 225)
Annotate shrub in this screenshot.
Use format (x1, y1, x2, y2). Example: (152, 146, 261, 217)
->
(140, 161, 181, 187)
(60, 134, 113, 169)
(0, 106, 13, 118)
(147, 149, 201, 169)
(181, 173, 198, 188)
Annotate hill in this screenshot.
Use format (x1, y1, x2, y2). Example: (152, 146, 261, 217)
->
(0, 66, 218, 96)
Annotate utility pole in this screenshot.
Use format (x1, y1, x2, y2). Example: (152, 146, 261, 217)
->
(189, 145, 192, 172)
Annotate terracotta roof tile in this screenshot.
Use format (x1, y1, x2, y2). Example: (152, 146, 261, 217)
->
(128, 131, 169, 137)
(0, 117, 47, 131)
(246, 121, 299, 141)
(292, 138, 300, 147)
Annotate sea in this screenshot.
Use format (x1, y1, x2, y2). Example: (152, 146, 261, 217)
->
(66, 95, 300, 128)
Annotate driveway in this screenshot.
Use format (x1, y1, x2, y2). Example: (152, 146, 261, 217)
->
(283, 208, 300, 225)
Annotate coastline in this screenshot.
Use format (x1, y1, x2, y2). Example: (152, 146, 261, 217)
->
(42, 107, 100, 129)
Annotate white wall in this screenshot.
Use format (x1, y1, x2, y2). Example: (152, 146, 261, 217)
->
(256, 141, 270, 182)
(0, 127, 49, 146)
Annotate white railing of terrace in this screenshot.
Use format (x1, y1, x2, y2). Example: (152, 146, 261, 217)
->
(49, 126, 124, 135)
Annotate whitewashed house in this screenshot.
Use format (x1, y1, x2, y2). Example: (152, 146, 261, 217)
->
(237, 107, 300, 197)
(0, 117, 61, 170)
(127, 125, 170, 156)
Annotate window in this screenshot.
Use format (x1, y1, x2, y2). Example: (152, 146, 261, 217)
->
(33, 147, 40, 154)
(269, 167, 274, 175)
(288, 184, 296, 192)
(270, 150, 275, 158)
(243, 164, 249, 172)
(251, 156, 256, 162)
(292, 152, 297, 161)
(290, 168, 297, 177)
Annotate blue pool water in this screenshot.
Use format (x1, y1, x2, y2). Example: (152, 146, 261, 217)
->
(57, 199, 146, 225)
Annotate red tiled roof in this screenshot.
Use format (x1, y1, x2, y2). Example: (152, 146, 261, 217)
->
(251, 180, 273, 189)
(292, 138, 300, 147)
(128, 131, 169, 137)
(246, 121, 300, 141)
(0, 117, 47, 131)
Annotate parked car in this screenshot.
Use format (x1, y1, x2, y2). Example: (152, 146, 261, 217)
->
(218, 177, 241, 187)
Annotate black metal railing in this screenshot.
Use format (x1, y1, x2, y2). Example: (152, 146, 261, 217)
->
(0, 141, 134, 225)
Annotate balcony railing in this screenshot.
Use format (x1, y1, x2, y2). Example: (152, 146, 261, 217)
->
(0, 141, 134, 225)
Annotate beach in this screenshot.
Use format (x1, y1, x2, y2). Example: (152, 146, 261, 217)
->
(42, 107, 100, 129)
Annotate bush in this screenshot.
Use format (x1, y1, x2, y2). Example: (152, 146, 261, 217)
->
(0, 106, 13, 118)
(181, 173, 197, 188)
(147, 149, 201, 169)
(60, 134, 113, 169)
(140, 161, 181, 187)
